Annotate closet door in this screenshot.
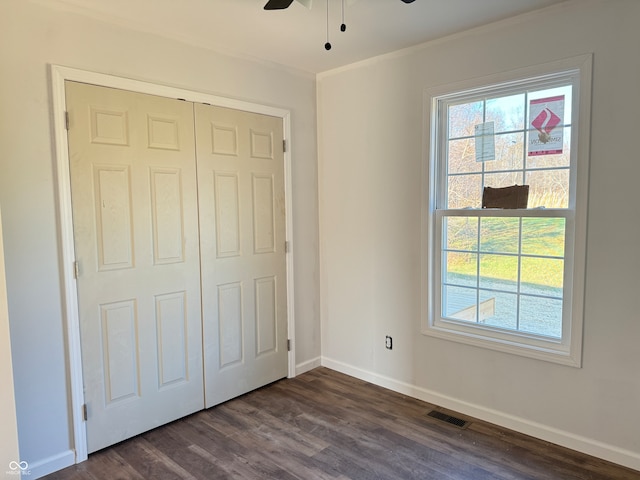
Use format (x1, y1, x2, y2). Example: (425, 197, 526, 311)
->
(66, 81, 204, 453)
(195, 104, 288, 407)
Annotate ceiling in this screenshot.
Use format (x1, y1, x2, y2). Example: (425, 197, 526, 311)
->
(37, 0, 569, 74)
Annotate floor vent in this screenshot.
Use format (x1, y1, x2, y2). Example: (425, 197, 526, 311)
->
(426, 410, 470, 429)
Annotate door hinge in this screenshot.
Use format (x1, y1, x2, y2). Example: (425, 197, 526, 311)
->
(82, 404, 88, 422)
(65, 111, 70, 130)
(73, 261, 79, 279)
(283, 139, 287, 153)
(287, 339, 291, 351)
(285, 241, 290, 253)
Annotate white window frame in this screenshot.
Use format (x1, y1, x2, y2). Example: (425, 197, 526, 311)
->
(421, 55, 592, 367)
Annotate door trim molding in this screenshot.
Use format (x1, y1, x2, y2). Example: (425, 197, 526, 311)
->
(50, 64, 296, 464)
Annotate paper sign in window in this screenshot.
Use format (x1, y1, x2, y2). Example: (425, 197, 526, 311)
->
(474, 122, 495, 162)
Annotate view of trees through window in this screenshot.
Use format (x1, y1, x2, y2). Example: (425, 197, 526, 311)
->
(439, 85, 573, 338)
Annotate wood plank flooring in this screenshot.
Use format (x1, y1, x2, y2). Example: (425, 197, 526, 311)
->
(44, 368, 639, 480)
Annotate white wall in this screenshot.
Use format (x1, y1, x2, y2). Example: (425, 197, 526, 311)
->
(318, 0, 640, 471)
(0, 0, 320, 476)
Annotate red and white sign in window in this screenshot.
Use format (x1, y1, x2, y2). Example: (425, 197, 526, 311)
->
(529, 95, 565, 156)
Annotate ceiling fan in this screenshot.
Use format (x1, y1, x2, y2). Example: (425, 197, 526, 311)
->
(264, 0, 415, 10)
(264, 0, 416, 50)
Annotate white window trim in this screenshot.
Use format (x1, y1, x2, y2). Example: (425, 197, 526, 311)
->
(421, 55, 592, 367)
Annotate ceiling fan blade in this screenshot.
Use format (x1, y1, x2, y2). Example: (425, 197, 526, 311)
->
(264, 0, 295, 10)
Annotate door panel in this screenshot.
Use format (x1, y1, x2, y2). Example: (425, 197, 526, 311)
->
(195, 104, 288, 408)
(66, 81, 204, 453)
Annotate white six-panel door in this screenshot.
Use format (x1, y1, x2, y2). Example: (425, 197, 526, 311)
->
(66, 82, 205, 453)
(66, 81, 288, 452)
(195, 104, 288, 408)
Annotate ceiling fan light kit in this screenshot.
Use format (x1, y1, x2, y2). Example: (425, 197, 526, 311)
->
(264, 0, 415, 50)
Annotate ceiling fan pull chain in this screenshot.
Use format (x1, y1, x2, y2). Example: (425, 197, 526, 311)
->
(341, 0, 346, 32)
(325, 0, 332, 50)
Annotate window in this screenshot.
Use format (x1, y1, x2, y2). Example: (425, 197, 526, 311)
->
(423, 56, 592, 366)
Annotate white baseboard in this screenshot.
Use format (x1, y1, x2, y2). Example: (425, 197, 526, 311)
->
(25, 449, 75, 479)
(296, 356, 322, 376)
(321, 356, 640, 473)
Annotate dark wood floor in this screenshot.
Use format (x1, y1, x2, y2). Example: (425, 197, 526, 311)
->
(45, 368, 639, 480)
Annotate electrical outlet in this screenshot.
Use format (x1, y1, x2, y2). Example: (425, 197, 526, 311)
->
(385, 336, 393, 350)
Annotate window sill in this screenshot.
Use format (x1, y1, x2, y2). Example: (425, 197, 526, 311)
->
(422, 321, 582, 368)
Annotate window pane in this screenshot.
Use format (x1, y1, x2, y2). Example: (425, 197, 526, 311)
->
(443, 285, 477, 322)
(449, 101, 483, 139)
(448, 138, 481, 174)
(480, 217, 520, 254)
(525, 168, 569, 208)
(444, 252, 477, 287)
(520, 257, 564, 294)
(486, 93, 525, 132)
(445, 216, 478, 251)
(447, 174, 482, 209)
(480, 290, 517, 330)
(484, 133, 524, 172)
(519, 295, 562, 338)
(521, 218, 565, 257)
(484, 171, 524, 192)
(479, 254, 518, 292)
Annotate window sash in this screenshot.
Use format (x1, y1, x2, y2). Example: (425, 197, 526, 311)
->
(432, 208, 575, 351)
(435, 74, 579, 211)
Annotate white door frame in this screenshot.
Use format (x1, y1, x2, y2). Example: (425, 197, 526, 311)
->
(50, 64, 296, 463)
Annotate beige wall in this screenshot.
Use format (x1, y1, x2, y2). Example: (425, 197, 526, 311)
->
(0, 0, 320, 476)
(4, 0, 640, 474)
(318, 0, 640, 470)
